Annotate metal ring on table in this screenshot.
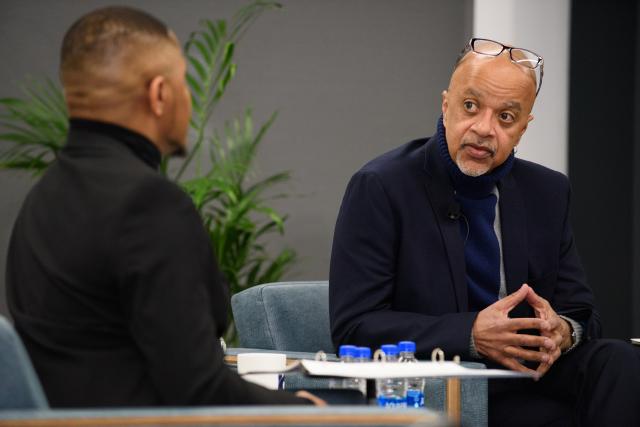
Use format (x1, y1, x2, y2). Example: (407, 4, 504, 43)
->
(373, 349, 387, 362)
(314, 351, 327, 361)
(431, 347, 445, 362)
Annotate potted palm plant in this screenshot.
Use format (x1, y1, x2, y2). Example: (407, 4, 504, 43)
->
(0, 0, 295, 344)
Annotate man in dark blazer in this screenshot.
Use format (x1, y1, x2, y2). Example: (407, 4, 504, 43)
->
(330, 38, 640, 425)
(6, 6, 321, 407)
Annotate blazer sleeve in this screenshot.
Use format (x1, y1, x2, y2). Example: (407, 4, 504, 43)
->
(115, 176, 308, 406)
(551, 185, 602, 340)
(330, 170, 478, 358)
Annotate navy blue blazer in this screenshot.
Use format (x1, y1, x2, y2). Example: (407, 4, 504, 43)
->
(329, 135, 601, 360)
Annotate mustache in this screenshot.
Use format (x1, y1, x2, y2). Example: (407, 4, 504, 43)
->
(460, 139, 496, 157)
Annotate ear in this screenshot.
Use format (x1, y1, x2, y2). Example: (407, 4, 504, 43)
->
(513, 113, 534, 150)
(441, 90, 449, 123)
(148, 75, 167, 117)
(519, 113, 534, 138)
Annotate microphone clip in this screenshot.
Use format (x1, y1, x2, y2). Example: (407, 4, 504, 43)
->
(447, 202, 461, 221)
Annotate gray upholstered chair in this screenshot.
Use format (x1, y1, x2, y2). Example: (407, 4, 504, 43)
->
(0, 315, 48, 410)
(231, 281, 488, 427)
(232, 281, 335, 353)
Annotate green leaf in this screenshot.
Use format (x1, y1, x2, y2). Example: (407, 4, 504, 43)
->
(187, 56, 208, 82)
(0, 77, 67, 177)
(205, 20, 220, 44)
(186, 73, 204, 98)
(192, 39, 212, 64)
(215, 19, 227, 40)
(0, 98, 22, 107)
(221, 42, 235, 70)
(246, 171, 291, 195)
(201, 26, 216, 51)
(255, 206, 285, 233)
(214, 63, 235, 101)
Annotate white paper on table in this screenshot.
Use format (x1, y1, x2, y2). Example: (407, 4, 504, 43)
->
(244, 359, 532, 379)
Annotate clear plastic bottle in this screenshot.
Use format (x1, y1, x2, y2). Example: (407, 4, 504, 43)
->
(355, 346, 371, 395)
(330, 345, 358, 389)
(376, 344, 407, 407)
(398, 341, 425, 408)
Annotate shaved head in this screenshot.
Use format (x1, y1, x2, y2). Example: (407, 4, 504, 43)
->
(449, 53, 537, 104)
(61, 7, 180, 111)
(453, 49, 538, 95)
(61, 6, 171, 66)
(441, 51, 536, 176)
(60, 6, 192, 156)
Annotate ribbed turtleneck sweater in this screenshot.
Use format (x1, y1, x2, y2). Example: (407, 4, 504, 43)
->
(69, 118, 162, 170)
(436, 116, 514, 311)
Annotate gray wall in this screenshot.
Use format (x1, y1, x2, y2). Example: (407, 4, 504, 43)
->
(0, 0, 471, 317)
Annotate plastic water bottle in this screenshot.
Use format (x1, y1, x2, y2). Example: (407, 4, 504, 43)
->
(355, 346, 371, 395)
(356, 346, 372, 362)
(340, 345, 361, 390)
(398, 341, 425, 408)
(376, 344, 407, 407)
(330, 345, 358, 389)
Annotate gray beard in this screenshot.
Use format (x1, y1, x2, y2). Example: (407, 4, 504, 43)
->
(455, 151, 491, 177)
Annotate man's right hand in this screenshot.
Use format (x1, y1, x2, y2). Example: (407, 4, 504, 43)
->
(295, 390, 327, 406)
(471, 284, 556, 376)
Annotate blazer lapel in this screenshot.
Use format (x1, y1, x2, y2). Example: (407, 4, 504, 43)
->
(497, 172, 531, 317)
(422, 139, 468, 312)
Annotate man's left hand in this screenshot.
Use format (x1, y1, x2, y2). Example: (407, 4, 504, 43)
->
(524, 286, 573, 378)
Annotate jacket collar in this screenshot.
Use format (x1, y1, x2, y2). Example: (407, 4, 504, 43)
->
(423, 136, 468, 311)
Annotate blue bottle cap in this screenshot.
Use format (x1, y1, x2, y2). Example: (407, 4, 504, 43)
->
(356, 346, 371, 359)
(338, 345, 357, 357)
(398, 341, 416, 353)
(380, 344, 399, 356)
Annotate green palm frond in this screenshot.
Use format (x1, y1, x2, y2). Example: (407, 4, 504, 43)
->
(208, 110, 278, 188)
(0, 78, 67, 175)
(189, 108, 296, 306)
(174, 0, 281, 181)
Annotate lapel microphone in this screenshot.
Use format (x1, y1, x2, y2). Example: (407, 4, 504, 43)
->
(447, 202, 461, 220)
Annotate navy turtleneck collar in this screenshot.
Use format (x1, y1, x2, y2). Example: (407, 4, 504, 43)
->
(69, 118, 162, 170)
(436, 115, 514, 198)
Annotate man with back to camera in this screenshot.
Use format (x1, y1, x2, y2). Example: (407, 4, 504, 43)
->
(329, 38, 640, 425)
(5, 6, 323, 407)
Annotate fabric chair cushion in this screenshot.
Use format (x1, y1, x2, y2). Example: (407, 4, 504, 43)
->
(232, 281, 335, 353)
(0, 315, 48, 409)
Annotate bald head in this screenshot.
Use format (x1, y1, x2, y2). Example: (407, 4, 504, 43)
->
(61, 6, 180, 112)
(441, 51, 536, 177)
(60, 7, 192, 156)
(453, 49, 538, 97)
(449, 52, 537, 105)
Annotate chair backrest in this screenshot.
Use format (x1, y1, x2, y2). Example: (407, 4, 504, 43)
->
(0, 315, 48, 409)
(231, 281, 335, 353)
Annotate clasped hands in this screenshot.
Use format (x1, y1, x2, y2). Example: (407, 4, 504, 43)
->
(472, 284, 573, 379)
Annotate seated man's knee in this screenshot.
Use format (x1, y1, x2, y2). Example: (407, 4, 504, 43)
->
(586, 339, 640, 372)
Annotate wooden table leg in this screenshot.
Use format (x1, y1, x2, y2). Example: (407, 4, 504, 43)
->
(446, 377, 461, 426)
(446, 354, 462, 426)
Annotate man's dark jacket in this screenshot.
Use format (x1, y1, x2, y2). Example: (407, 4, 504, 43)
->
(6, 120, 306, 407)
(329, 135, 601, 360)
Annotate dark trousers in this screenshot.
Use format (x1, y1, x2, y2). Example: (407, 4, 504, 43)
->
(489, 339, 640, 427)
